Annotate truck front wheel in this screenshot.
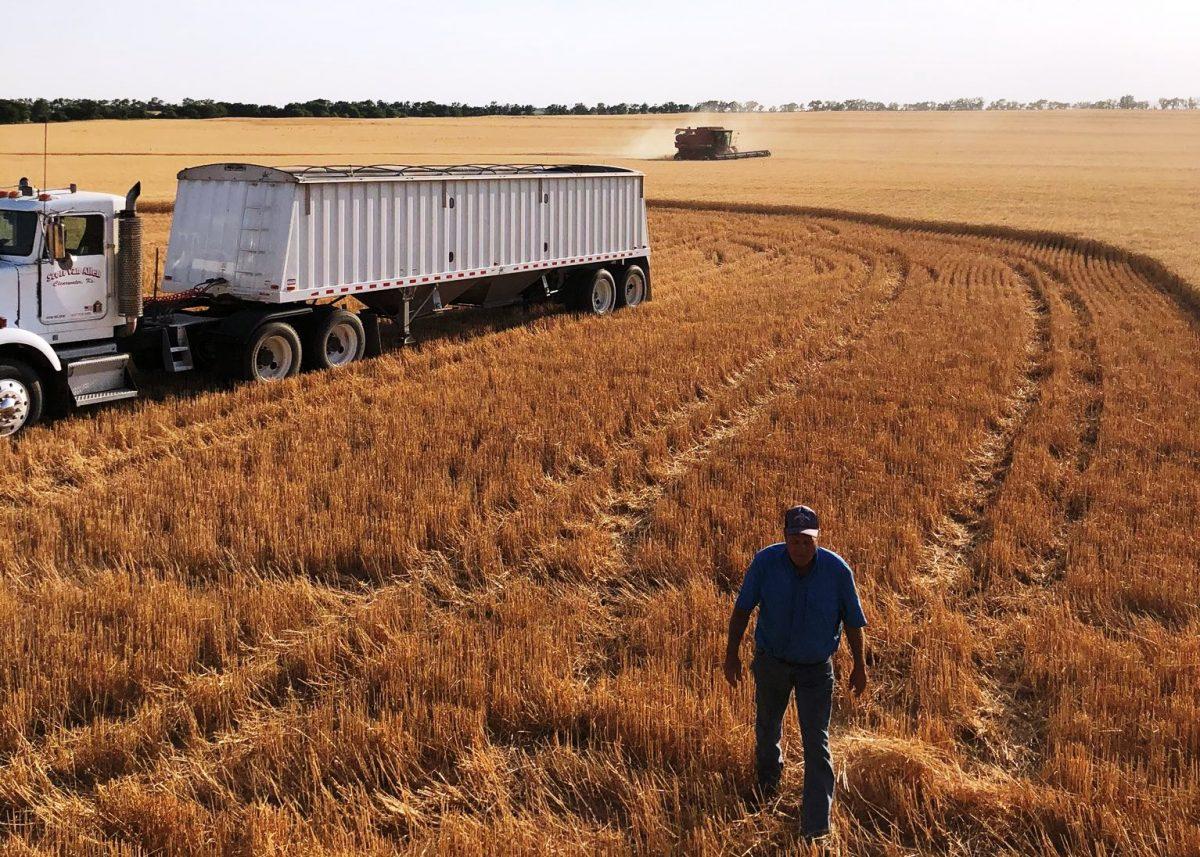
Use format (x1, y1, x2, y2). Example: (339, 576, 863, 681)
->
(240, 322, 303, 382)
(0, 360, 45, 438)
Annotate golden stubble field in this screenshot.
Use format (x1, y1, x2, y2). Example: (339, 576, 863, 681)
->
(0, 115, 1198, 855)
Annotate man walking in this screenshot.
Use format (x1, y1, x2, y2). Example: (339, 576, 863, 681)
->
(723, 504, 868, 841)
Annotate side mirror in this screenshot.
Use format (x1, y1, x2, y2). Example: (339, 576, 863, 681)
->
(47, 219, 74, 269)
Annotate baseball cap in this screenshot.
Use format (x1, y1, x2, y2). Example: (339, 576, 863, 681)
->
(784, 505, 820, 537)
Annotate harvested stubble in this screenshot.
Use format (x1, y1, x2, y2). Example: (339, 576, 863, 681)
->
(0, 205, 1196, 856)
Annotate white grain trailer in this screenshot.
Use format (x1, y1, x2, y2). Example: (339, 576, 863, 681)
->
(0, 163, 651, 436)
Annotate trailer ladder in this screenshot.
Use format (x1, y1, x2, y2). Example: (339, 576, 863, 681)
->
(233, 183, 274, 283)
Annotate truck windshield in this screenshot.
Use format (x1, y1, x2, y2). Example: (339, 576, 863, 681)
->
(0, 210, 38, 257)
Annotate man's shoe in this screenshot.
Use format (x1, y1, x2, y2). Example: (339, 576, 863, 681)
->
(802, 829, 831, 843)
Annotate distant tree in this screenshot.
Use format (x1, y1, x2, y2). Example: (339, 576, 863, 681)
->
(1156, 97, 1194, 110)
(0, 100, 30, 124)
(29, 98, 53, 122)
(178, 99, 227, 119)
(224, 102, 263, 118)
(303, 99, 332, 117)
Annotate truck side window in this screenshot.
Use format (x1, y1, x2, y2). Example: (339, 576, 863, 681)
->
(0, 210, 38, 257)
(63, 215, 105, 256)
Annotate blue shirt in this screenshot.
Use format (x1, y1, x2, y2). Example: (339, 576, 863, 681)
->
(734, 545, 868, 663)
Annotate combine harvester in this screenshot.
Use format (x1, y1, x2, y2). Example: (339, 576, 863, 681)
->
(0, 163, 651, 436)
(673, 127, 771, 160)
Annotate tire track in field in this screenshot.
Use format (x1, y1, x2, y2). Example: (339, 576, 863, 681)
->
(944, 246, 1108, 776)
(911, 263, 1050, 594)
(915, 259, 1053, 774)
(800, 219, 1117, 786)
(561, 250, 913, 682)
(906, 239, 1108, 775)
(1023, 254, 1106, 537)
(0, 235, 885, 826)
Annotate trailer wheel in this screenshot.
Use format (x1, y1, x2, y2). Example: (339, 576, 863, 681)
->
(0, 360, 44, 438)
(307, 309, 366, 371)
(573, 268, 617, 316)
(241, 322, 303, 382)
(618, 265, 647, 309)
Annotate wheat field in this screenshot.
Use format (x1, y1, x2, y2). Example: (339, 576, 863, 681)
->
(0, 115, 1198, 855)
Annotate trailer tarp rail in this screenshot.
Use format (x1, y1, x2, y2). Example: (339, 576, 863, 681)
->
(178, 163, 639, 182)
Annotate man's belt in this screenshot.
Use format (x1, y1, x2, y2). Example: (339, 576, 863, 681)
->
(762, 651, 831, 668)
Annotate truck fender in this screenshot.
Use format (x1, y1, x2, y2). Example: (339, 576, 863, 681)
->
(212, 306, 314, 344)
(0, 328, 63, 374)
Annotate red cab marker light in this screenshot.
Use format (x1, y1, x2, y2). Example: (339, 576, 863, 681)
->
(38, 193, 52, 202)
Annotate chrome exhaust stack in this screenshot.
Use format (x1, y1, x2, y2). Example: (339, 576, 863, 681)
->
(115, 182, 142, 335)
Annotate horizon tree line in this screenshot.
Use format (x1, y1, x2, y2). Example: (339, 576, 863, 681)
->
(0, 95, 1196, 125)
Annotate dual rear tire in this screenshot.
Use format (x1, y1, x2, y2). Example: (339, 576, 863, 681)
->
(240, 322, 303, 381)
(306, 310, 366, 371)
(570, 265, 647, 315)
(619, 265, 647, 308)
(238, 309, 366, 382)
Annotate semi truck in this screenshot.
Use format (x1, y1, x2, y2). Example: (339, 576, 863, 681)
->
(0, 163, 652, 436)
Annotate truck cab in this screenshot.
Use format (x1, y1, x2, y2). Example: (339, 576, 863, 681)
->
(0, 180, 141, 436)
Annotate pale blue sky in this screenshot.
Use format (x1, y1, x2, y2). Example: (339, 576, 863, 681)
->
(8, 0, 1198, 104)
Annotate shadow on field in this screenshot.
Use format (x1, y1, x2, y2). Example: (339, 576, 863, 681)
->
(54, 298, 567, 425)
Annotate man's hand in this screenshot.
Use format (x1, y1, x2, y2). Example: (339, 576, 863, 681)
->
(724, 608, 752, 688)
(724, 653, 742, 687)
(845, 625, 868, 696)
(849, 662, 868, 696)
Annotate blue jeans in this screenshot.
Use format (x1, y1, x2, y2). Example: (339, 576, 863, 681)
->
(752, 651, 835, 835)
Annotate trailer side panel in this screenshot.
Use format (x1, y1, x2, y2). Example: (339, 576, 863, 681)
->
(162, 165, 649, 306)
